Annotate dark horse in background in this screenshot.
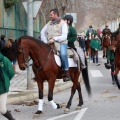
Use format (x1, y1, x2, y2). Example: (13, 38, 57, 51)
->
(14, 36, 91, 117)
(112, 34, 120, 90)
(102, 33, 111, 58)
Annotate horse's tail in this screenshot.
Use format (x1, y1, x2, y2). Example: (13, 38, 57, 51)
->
(82, 57, 92, 97)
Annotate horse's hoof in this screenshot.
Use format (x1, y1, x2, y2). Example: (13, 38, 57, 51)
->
(76, 106, 82, 110)
(57, 103, 62, 109)
(64, 108, 70, 114)
(33, 110, 43, 119)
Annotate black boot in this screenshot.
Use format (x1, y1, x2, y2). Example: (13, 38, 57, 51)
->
(63, 71, 71, 82)
(111, 73, 115, 84)
(114, 75, 120, 89)
(2, 110, 18, 120)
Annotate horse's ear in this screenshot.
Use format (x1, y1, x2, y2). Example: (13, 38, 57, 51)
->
(15, 37, 22, 44)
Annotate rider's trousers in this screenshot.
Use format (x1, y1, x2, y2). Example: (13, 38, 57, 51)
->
(60, 43, 69, 71)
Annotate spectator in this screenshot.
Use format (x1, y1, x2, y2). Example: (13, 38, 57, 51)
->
(107, 44, 116, 84)
(0, 53, 18, 120)
(90, 34, 101, 66)
(78, 35, 86, 52)
(4, 38, 18, 74)
(0, 35, 6, 54)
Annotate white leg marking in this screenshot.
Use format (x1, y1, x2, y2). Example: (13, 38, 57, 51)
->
(38, 99, 43, 111)
(49, 100, 57, 109)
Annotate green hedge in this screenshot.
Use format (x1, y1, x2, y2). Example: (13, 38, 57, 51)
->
(4, 0, 18, 8)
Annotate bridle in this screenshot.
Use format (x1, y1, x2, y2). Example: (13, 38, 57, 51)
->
(18, 45, 53, 72)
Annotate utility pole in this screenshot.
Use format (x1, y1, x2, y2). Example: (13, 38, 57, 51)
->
(27, 0, 33, 89)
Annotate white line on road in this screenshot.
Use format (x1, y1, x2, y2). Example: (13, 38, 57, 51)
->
(74, 107, 88, 120)
(90, 70, 103, 77)
(46, 108, 88, 120)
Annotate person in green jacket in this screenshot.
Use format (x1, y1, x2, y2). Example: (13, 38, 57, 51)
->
(107, 44, 116, 84)
(90, 34, 101, 66)
(0, 53, 18, 120)
(63, 15, 86, 69)
(63, 15, 77, 51)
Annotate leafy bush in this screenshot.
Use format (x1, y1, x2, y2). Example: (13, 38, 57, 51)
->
(4, 0, 18, 8)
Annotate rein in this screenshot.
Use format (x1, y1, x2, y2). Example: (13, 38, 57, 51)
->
(31, 48, 53, 72)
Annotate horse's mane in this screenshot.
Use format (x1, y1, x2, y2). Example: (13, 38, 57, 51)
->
(14, 36, 50, 56)
(16, 36, 48, 46)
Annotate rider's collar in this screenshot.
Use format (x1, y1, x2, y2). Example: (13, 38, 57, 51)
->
(50, 17, 61, 25)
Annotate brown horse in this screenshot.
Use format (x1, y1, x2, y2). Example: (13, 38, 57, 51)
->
(86, 33, 92, 61)
(14, 36, 91, 116)
(114, 34, 120, 89)
(102, 33, 111, 58)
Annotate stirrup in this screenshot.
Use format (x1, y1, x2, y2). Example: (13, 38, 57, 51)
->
(63, 72, 71, 82)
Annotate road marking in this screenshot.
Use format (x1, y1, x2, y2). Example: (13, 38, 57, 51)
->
(74, 107, 88, 120)
(90, 70, 103, 77)
(46, 108, 88, 120)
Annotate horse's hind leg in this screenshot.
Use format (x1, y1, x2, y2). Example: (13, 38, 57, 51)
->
(48, 79, 62, 109)
(76, 81, 83, 110)
(64, 83, 77, 113)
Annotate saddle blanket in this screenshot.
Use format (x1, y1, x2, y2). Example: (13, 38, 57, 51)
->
(54, 55, 77, 67)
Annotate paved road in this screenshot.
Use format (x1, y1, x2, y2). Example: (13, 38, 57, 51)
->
(1, 51, 120, 120)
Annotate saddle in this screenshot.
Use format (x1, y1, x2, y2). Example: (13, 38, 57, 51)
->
(49, 43, 80, 71)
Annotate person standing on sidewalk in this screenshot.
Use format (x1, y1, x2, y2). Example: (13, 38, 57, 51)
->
(0, 35, 6, 55)
(4, 38, 18, 74)
(41, 8, 71, 82)
(107, 44, 116, 84)
(0, 53, 18, 120)
(90, 34, 101, 66)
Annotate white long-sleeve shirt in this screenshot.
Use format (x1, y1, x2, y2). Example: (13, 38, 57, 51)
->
(41, 22, 68, 43)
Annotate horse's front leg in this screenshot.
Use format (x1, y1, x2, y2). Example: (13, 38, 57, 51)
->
(103, 48, 105, 58)
(33, 82, 44, 118)
(48, 79, 62, 109)
(114, 67, 120, 90)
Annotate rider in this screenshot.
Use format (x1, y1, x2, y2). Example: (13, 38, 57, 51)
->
(86, 25, 96, 39)
(102, 25, 111, 36)
(63, 14, 86, 69)
(41, 8, 71, 82)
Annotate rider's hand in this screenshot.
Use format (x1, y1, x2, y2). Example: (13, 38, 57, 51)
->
(48, 39, 54, 44)
(95, 49, 97, 51)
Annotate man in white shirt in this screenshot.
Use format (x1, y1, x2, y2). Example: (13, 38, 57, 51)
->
(41, 8, 71, 82)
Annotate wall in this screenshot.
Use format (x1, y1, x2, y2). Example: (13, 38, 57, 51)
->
(0, 0, 41, 40)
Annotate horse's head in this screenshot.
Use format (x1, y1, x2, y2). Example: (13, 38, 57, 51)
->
(104, 33, 111, 39)
(16, 38, 30, 70)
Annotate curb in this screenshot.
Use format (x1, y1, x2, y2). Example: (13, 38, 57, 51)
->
(7, 76, 83, 104)
(7, 82, 73, 104)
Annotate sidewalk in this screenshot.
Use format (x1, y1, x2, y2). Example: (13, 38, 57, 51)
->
(8, 65, 83, 104)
